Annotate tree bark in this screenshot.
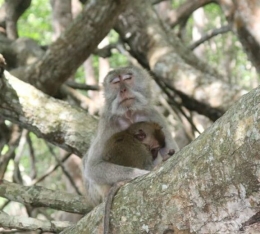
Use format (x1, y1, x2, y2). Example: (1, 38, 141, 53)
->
(0, 180, 93, 214)
(0, 71, 97, 157)
(218, 0, 260, 73)
(19, 0, 129, 95)
(50, 0, 73, 41)
(62, 85, 260, 233)
(5, 0, 31, 39)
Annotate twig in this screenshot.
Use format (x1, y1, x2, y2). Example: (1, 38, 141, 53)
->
(0, 54, 6, 77)
(13, 129, 28, 184)
(65, 81, 100, 91)
(47, 145, 82, 195)
(30, 152, 71, 185)
(26, 133, 37, 179)
(190, 24, 231, 50)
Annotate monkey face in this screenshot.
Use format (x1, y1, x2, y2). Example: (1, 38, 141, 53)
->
(130, 122, 166, 159)
(114, 73, 135, 108)
(103, 66, 152, 115)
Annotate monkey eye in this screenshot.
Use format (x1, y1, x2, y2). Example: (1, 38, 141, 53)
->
(122, 73, 132, 80)
(111, 77, 120, 84)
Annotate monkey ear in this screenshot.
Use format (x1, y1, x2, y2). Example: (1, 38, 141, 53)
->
(134, 129, 146, 141)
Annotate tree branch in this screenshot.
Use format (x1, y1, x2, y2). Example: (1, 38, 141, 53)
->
(65, 80, 100, 91)
(47, 144, 82, 195)
(190, 24, 232, 50)
(4, 0, 31, 39)
(0, 70, 97, 157)
(0, 211, 72, 233)
(30, 152, 71, 185)
(0, 180, 93, 214)
(115, 1, 244, 112)
(168, 0, 217, 28)
(20, 0, 130, 96)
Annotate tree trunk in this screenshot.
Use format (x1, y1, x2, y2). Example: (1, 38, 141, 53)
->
(218, 0, 260, 73)
(62, 85, 260, 233)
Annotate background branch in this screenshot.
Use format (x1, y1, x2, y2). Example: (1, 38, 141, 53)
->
(190, 24, 231, 50)
(0, 180, 93, 214)
(0, 211, 72, 233)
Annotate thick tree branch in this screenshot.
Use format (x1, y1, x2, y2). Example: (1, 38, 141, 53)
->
(149, 69, 225, 121)
(4, 0, 31, 39)
(218, 0, 260, 73)
(0, 70, 97, 157)
(20, 0, 129, 96)
(0, 180, 93, 214)
(61, 82, 260, 234)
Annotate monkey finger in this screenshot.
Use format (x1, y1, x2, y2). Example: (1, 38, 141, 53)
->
(168, 149, 175, 156)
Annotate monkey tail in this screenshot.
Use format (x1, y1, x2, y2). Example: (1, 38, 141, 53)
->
(103, 181, 127, 234)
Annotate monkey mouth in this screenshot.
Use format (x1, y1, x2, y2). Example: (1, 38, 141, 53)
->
(120, 97, 135, 105)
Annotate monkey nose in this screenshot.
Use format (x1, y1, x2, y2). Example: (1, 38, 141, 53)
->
(120, 88, 127, 93)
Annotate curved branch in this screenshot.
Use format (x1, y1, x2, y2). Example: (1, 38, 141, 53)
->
(190, 24, 232, 50)
(168, 0, 217, 28)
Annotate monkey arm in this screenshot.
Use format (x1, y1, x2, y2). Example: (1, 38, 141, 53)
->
(83, 138, 149, 206)
(86, 160, 149, 185)
(83, 133, 149, 186)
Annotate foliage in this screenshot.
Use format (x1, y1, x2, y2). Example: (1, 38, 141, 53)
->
(18, 0, 52, 44)
(184, 3, 258, 88)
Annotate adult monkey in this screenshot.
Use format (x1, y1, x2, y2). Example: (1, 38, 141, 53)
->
(83, 66, 179, 205)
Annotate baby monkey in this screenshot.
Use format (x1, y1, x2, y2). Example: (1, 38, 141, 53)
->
(103, 121, 175, 234)
(103, 121, 175, 170)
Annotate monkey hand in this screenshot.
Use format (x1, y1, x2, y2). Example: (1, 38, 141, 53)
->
(162, 149, 175, 162)
(162, 155, 170, 162)
(168, 149, 175, 156)
(131, 168, 150, 179)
